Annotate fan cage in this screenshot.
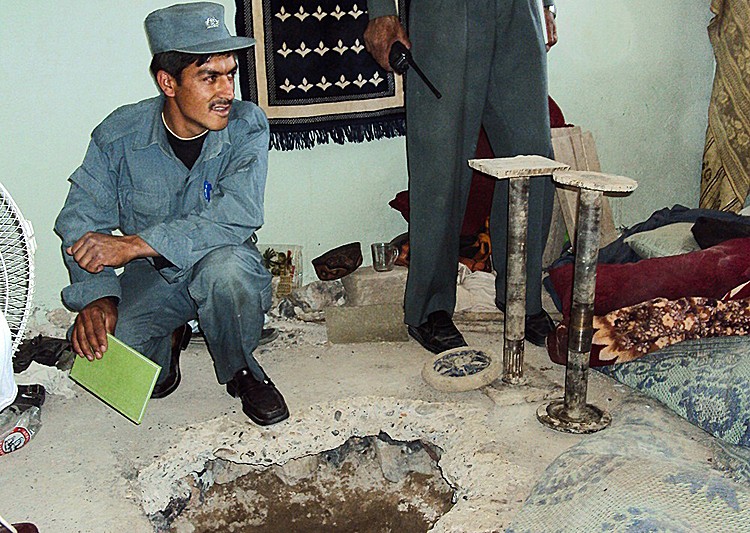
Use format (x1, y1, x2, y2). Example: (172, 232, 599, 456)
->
(0, 182, 35, 355)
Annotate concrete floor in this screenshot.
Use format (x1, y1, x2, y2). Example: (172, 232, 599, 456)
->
(0, 314, 717, 532)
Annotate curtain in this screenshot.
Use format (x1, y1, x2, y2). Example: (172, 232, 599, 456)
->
(700, 0, 750, 212)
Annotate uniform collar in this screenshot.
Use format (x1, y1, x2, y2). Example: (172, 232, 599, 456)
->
(134, 95, 230, 161)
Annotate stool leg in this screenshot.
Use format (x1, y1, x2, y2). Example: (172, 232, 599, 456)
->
(503, 176, 529, 384)
(537, 188, 611, 433)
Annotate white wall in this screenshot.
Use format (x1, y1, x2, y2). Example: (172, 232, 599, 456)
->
(0, 1, 715, 317)
(549, 0, 715, 227)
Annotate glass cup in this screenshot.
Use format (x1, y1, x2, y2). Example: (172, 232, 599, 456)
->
(371, 242, 399, 272)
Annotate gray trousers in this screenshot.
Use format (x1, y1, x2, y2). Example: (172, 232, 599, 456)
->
(114, 242, 272, 385)
(404, 0, 554, 326)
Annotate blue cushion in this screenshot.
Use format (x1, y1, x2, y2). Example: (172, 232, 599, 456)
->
(599, 336, 750, 447)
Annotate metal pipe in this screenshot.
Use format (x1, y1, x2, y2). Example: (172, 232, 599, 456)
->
(564, 189, 602, 417)
(503, 176, 530, 383)
(538, 186, 611, 434)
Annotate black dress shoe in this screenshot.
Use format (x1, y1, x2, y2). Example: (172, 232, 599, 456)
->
(226, 368, 290, 426)
(524, 310, 556, 347)
(497, 303, 556, 348)
(151, 324, 192, 399)
(408, 310, 468, 354)
(258, 327, 279, 345)
(192, 327, 278, 346)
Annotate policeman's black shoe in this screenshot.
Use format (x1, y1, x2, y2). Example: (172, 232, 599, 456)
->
(226, 368, 290, 426)
(498, 303, 556, 348)
(407, 310, 468, 354)
(151, 324, 192, 399)
(258, 327, 279, 346)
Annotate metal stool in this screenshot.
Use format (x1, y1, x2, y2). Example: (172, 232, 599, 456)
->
(468, 156, 570, 384)
(537, 170, 638, 433)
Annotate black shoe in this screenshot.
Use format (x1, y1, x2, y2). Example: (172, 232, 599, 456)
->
(151, 324, 192, 399)
(191, 327, 278, 346)
(226, 368, 290, 426)
(259, 327, 279, 346)
(407, 310, 468, 354)
(497, 303, 556, 348)
(524, 310, 556, 347)
(12, 384, 46, 408)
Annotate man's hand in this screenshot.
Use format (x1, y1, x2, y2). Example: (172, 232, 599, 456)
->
(66, 233, 156, 274)
(544, 8, 558, 50)
(364, 15, 410, 71)
(72, 297, 118, 361)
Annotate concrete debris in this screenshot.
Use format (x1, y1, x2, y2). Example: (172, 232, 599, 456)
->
(374, 435, 437, 483)
(325, 303, 408, 343)
(272, 455, 320, 486)
(273, 280, 346, 321)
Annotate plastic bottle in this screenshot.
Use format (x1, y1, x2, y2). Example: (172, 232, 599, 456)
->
(0, 404, 41, 455)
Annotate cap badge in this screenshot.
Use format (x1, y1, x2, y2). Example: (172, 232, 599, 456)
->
(205, 16, 220, 29)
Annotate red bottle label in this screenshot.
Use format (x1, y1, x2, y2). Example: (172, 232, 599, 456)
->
(0, 427, 31, 455)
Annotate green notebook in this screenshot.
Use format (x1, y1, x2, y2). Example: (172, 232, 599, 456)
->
(70, 334, 161, 424)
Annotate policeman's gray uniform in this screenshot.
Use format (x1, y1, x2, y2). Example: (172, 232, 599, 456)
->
(55, 96, 272, 385)
(367, 0, 555, 326)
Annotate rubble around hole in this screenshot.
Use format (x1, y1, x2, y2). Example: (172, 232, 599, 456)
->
(137, 397, 527, 533)
(190, 433, 445, 494)
(159, 434, 452, 532)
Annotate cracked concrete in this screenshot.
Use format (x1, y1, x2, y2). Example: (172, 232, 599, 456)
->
(0, 314, 718, 532)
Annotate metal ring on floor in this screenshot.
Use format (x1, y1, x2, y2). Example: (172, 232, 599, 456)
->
(422, 346, 501, 392)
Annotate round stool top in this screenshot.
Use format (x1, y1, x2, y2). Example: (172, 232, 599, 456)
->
(469, 155, 570, 179)
(553, 170, 638, 193)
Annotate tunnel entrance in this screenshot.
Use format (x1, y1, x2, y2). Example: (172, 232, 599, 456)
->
(159, 433, 455, 532)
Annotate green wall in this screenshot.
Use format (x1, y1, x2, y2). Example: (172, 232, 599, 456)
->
(0, 1, 715, 317)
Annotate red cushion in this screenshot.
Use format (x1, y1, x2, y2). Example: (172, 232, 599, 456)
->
(548, 237, 750, 319)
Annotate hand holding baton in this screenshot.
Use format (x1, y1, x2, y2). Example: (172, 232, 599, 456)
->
(388, 41, 442, 99)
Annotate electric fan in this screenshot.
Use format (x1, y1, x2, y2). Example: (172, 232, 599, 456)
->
(0, 183, 35, 355)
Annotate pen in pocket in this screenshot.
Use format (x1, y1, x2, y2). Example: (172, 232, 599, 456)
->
(203, 180, 212, 202)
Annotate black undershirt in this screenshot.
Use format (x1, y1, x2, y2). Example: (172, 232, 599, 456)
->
(165, 127, 207, 170)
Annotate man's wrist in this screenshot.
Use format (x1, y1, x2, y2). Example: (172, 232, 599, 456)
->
(126, 234, 158, 258)
(544, 4, 557, 18)
(95, 296, 119, 308)
(81, 295, 119, 312)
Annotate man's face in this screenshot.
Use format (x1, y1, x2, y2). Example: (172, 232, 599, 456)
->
(161, 54, 237, 138)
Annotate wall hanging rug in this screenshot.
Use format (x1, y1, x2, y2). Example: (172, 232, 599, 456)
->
(235, 0, 407, 150)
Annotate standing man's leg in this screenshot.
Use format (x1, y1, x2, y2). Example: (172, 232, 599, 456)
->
(188, 241, 288, 426)
(404, 0, 498, 352)
(482, 0, 555, 345)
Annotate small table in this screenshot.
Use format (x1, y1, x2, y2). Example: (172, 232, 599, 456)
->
(537, 170, 638, 433)
(468, 156, 570, 384)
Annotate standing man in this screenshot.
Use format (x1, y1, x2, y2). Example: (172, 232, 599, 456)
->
(364, 0, 559, 353)
(55, 2, 289, 426)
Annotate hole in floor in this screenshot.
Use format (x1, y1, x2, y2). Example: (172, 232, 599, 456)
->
(156, 432, 455, 533)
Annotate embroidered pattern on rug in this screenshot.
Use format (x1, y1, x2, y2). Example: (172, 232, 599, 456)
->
(235, 0, 406, 150)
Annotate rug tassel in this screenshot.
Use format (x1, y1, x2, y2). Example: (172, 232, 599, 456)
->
(270, 120, 406, 151)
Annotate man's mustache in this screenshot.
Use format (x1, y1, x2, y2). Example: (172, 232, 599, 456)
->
(210, 99, 233, 109)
